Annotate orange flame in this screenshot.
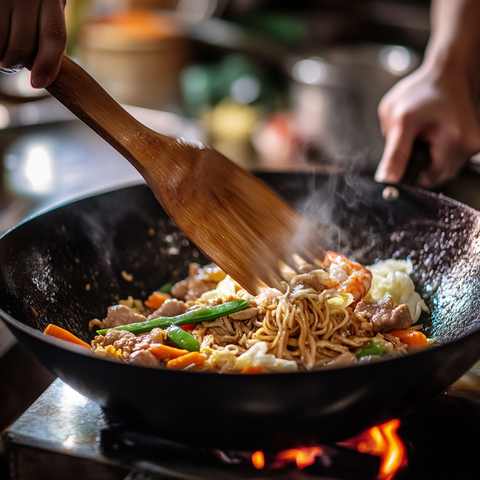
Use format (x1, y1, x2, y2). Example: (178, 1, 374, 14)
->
(275, 446, 323, 468)
(251, 451, 265, 469)
(356, 419, 406, 479)
(250, 419, 405, 479)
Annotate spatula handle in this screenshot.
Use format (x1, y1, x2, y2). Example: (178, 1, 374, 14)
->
(45, 55, 168, 167)
(401, 139, 430, 186)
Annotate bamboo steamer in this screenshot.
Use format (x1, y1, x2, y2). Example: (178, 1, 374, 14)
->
(79, 10, 191, 109)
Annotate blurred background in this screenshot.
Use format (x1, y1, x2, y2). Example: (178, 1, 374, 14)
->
(2, 0, 480, 437)
(0, 0, 435, 238)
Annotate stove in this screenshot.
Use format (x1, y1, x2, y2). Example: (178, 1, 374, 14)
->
(2, 101, 480, 480)
(3, 361, 480, 480)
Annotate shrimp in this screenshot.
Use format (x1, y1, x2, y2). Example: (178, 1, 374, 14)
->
(321, 251, 372, 303)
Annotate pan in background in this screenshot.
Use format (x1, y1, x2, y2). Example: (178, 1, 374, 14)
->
(1, 172, 480, 450)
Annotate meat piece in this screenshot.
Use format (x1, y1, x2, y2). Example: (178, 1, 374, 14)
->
(148, 299, 188, 319)
(129, 350, 160, 368)
(102, 329, 135, 347)
(102, 329, 124, 346)
(94, 328, 165, 358)
(354, 295, 412, 333)
(185, 278, 217, 301)
(189, 263, 201, 277)
(113, 330, 138, 351)
(133, 333, 155, 351)
(103, 305, 147, 328)
(171, 263, 219, 301)
(171, 279, 188, 299)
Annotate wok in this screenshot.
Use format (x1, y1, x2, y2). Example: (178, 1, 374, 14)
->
(1, 172, 480, 450)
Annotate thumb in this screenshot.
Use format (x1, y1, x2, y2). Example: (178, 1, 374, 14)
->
(375, 126, 416, 184)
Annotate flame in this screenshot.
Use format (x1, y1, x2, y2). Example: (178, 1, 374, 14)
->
(250, 419, 405, 479)
(251, 451, 265, 469)
(275, 446, 323, 468)
(252, 446, 322, 470)
(356, 419, 406, 479)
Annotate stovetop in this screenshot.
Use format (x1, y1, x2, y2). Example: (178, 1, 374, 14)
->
(3, 362, 480, 480)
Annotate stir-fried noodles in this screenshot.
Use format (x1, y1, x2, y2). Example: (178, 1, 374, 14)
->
(72, 252, 429, 373)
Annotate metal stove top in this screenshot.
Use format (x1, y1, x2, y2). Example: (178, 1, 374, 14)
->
(3, 363, 480, 480)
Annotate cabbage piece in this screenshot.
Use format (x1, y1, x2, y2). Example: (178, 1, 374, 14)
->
(199, 275, 242, 301)
(201, 341, 298, 373)
(365, 259, 428, 323)
(235, 342, 298, 372)
(327, 293, 354, 308)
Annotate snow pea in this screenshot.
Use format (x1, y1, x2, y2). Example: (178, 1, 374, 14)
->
(167, 325, 200, 352)
(96, 300, 249, 336)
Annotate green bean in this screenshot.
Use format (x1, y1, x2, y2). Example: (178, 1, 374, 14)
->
(96, 300, 249, 336)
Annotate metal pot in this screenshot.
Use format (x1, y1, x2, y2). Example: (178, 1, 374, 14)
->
(288, 44, 420, 172)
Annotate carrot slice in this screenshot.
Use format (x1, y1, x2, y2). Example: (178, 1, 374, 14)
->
(150, 344, 189, 360)
(240, 365, 263, 374)
(166, 352, 205, 370)
(44, 324, 90, 348)
(390, 329, 428, 348)
(144, 292, 172, 310)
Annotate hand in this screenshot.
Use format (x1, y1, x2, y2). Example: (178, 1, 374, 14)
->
(0, 0, 67, 88)
(375, 65, 480, 189)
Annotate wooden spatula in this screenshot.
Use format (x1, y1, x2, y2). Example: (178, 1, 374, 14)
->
(46, 56, 325, 294)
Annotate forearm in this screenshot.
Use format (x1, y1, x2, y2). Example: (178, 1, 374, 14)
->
(424, 0, 480, 98)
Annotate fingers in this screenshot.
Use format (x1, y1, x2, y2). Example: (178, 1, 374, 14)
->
(0, 1, 41, 73)
(377, 124, 475, 190)
(0, 0, 66, 86)
(416, 129, 459, 188)
(417, 125, 480, 188)
(30, 0, 67, 88)
(375, 123, 417, 185)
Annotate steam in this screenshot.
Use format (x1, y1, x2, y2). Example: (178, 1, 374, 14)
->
(289, 170, 385, 264)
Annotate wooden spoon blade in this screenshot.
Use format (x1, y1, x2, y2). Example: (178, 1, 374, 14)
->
(148, 144, 325, 294)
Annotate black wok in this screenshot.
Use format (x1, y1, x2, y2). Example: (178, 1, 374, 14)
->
(1, 172, 480, 450)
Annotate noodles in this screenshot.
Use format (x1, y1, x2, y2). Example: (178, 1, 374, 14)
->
(190, 254, 372, 371)
(89, 255, 429, 372)
(197, 275, 371, 372)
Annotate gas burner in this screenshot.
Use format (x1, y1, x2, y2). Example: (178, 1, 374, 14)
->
(4, 368, 480, 480)
(100, 426, 382, 480)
